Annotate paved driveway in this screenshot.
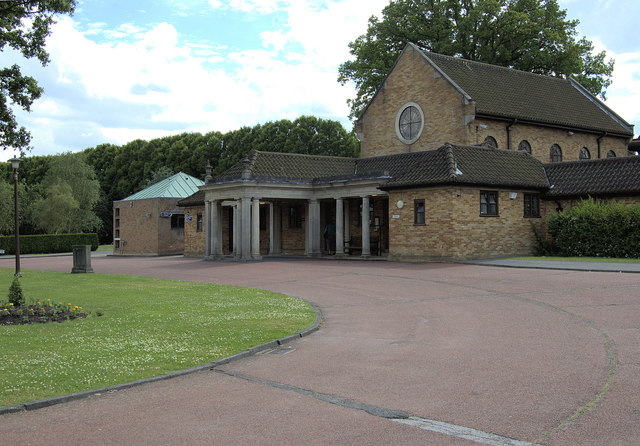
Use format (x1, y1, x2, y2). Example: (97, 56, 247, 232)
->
(1, 256, 639, 445)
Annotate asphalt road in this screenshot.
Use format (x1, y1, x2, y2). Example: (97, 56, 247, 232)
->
(1, 255, 639, 445)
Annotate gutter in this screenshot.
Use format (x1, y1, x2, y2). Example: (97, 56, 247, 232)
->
(597, 132, 607, 159)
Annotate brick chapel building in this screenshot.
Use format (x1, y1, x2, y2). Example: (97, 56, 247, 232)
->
(179, 43, 638, 261)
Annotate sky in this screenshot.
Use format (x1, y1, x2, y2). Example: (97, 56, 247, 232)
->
(2, 0, 639, 163)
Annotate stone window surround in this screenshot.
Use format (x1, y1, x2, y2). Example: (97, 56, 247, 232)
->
(395, 101, 425, 145)
(550, 144, 562, 162)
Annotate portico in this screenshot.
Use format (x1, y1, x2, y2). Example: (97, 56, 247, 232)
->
(202, 180, 388, 261)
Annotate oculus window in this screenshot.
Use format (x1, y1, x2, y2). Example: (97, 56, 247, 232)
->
(395, 102, 424, 144)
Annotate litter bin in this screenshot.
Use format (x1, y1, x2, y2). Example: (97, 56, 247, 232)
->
(71, 245, 94, 273)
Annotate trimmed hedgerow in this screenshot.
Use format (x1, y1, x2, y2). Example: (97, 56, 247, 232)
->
(547, 198, 640, 258)
(0, 234, 99, 255)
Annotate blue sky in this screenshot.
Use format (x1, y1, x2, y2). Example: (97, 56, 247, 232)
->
(3, 0, 639, 162)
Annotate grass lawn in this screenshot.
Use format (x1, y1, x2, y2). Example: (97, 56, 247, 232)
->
(97, 244, 113, 252)
(511, 256, 640, 263)
(0, 268, 316, 407)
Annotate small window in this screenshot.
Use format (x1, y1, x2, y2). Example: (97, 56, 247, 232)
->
(171, 214, 185, 229)
(115, 208, 120, 217)
(115, 229, 120, 238)
(414, 199, 425, 225)
(518, 140, 531, 154)
(480, 191, 498, 216)
(483, 136, 498, 148)
(115, 240, 120, 249)
(289, 205, 302, 229)
(524, 193, 540, 218)
(550, 144, 562, 162)
(115, 219, 120, 228)
(607, 150, 616, 158)
(196, 213, 203, 232)
(579, 147, 591, 160)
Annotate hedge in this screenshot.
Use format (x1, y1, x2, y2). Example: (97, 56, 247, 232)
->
(547, 198, 640, 258)
(0, 233, 99, 255)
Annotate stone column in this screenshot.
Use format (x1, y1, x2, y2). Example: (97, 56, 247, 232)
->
(269, 203, 282, 255)
(204, 200, 212, 258)
(304, 202, 310, 256)
(307, 199, 321, 257)
(233, 202, 241, 259)
(361, 195, 371, 258)
(211, 200, 223, 259)
(335, 198, 344, 256)
(344, 200, 351, 245)
(240, 197, 252, 260)
(251, 198, 262, 260)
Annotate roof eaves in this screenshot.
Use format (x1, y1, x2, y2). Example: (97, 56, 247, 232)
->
(415, 44, 474, 104)
(568, 77, 635, 135)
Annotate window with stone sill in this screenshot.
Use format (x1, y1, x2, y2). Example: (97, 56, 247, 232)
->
(480, 191, 498, 216)
(414, 199, 425, 225)
(196, 213, 203, 232)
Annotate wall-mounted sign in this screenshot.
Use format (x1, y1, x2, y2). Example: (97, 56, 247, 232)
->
(392, 214, 400, 219)
(160, 212, 172, 218)
(185, 216, 193, 222)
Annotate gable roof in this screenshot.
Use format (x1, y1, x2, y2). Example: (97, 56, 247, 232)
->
(120, 172, 205, 201)
(361, 43, 633, 138)
(544, 156, 640, 198)
(380, 144, 549, 190)
(210, 146, 549, 191)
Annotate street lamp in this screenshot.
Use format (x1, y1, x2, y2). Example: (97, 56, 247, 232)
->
(10, 156, 21, 277)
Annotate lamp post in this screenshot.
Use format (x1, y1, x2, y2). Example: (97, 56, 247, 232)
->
(10, 156, 21, 277)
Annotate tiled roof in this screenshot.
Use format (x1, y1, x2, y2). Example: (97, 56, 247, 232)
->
(214, 151, 357, 183)
(414, 45, 633, 137)
(177, 190, 205, 207)
(382, 144, 549, 190)
(544, 156, 640, 197)
(120, 172, 205, 201)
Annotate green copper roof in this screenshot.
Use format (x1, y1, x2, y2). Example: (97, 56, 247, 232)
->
(120, 172, 204, 201)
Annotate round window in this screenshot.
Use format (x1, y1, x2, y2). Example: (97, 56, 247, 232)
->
(395, 102, 424, 144)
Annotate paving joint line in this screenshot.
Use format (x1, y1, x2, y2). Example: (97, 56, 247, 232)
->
(213, 368, 541, 446)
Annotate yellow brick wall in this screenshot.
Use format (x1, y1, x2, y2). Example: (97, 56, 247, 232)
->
(359, 45, 630, 162)
(360, 45, 474, 158)
(113, 198, 184, 256)
(387, 187, 545, 259)
(183, 205, 205, 257)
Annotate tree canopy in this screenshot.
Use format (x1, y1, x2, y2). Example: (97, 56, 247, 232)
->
(338, 0, 615, 119)
(1, 0, 75, 152)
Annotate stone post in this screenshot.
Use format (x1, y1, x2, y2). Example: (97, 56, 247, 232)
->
(269, 202, 282, 255)
(335, 198, 344, 256)
(361, 195, 371, 258)
(251, 198, 262, 260)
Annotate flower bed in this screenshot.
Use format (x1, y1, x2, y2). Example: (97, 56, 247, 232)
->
(1, 300, 87, 325)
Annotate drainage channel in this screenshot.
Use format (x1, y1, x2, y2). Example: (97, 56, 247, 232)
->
(212, 368, 541, 446)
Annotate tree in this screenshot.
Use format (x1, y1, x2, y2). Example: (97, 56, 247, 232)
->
(144, 166, 174, 187)
(32, 152, 101, 233)
(1, 0, 75, 152)
(338, 0, 614, 119)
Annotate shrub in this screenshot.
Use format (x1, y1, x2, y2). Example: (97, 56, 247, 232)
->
(8, 277, 24, 307)
(0, 233, 99, 255)
(547, 198, 640, 258)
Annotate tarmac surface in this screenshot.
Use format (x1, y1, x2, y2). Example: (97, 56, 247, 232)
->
(1, 254, 639, 445)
